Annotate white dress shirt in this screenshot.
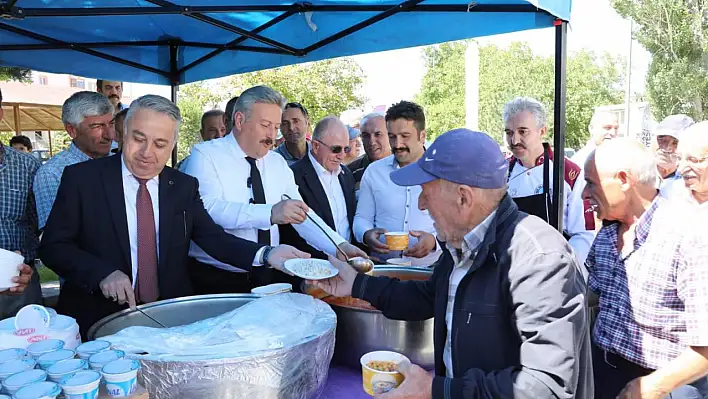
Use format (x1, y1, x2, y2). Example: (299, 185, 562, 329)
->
(183, 134, 347, 272)
(121, 157, 160, 288)
(353, 155, 440, 263)
(308, 152, 351, 240)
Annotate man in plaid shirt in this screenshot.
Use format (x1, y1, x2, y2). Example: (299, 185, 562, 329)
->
(0, 88, 42, 317)
(583, 138, 708, 399)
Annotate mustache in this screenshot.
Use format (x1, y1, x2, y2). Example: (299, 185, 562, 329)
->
(260, 138, 274, 146)
(393, 147, 409, 153)
(109, 95, 119, 99)
(510, 143, 525, 150)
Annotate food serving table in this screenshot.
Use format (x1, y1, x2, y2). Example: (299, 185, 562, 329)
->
(322, 365, 371, 398)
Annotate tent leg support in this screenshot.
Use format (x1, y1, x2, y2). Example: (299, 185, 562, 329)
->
(551, 20, 567, 233)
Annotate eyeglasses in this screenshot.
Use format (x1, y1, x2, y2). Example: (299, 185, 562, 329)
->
(313, 139, 351, 154)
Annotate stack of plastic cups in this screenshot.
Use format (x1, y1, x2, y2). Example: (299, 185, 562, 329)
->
(2, 369, 47, 396)
(100, 359, 140, 398)
(59, 370, 102, 399)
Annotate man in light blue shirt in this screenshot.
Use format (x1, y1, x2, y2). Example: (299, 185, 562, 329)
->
(34, 91, 115, 229)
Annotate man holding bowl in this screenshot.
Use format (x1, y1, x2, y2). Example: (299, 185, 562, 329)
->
(313, 129, 592, 398)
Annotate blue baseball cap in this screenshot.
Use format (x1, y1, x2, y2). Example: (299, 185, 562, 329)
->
(347, 125, 361, 140)
(390, 128, 508, 189)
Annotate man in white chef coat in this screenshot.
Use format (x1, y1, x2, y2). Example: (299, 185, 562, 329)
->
(183, 85, 366, 294)
(504, 97, 595, 266)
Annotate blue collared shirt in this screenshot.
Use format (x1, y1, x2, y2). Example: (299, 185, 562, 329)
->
(34, 143, 92, 229)
(0, 145, 41, 262)
(274, 141, 311, 166)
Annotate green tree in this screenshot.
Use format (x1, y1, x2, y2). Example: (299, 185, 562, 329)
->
(175, 82, 225, 161)
(416, 41, 625, 149)
(0, 67, 31, 82)
(612, 0, 707, 120)
(225, 58, 366, 123)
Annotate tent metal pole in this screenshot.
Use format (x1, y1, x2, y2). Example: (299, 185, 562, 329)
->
(170, 43, 179, 168)
(551, 20, 567, 233)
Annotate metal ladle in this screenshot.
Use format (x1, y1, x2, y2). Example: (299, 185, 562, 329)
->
(281, 194, 374, 273)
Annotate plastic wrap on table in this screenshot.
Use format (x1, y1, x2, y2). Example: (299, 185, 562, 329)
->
(101, 293, 336, 399)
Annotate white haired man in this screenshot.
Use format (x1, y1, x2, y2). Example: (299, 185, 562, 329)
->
(504, 97, 595, 265)
(583, 138, 708, 399)
(653, 114, 694, 187)
(662, 121, 708, 208)
(348, 112, 392, 188)
(34, 91, 115, 230)
(571, 109, 620, 166)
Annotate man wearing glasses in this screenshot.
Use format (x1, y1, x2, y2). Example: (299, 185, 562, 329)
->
(662, 121, 708, 208)
(275, 102, 312, 166)
(183, 86, 366, 294)
(280, 117, 358, 258)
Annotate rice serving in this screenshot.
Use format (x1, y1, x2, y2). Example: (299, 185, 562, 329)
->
(294, 261, 334, 278)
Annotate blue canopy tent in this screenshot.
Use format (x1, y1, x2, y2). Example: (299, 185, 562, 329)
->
(0, 0, 571, 232)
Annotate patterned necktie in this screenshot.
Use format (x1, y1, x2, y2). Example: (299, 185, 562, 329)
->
(134, 176, 159, 303)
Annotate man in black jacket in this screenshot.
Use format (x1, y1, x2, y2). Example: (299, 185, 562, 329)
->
(280, 116, 357, 258)
(312, 128, 592, 399)
(39, 95, 307, 337)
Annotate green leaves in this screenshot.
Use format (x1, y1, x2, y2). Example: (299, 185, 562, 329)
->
(611, 0, 707, 121)
(416, 41, 625, 150)
(0, 67, 32, 82)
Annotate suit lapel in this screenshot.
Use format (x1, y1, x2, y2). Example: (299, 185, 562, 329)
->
(158, 167, 175, 273)
(302, 158, 335, 229)
(339, 170, 356, 232)
(102, 155, 131, 271)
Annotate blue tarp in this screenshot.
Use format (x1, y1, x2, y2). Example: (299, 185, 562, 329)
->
(0, 0, 571, 85)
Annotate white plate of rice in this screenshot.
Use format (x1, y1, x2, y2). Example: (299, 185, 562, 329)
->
(284, 259, 338, 280)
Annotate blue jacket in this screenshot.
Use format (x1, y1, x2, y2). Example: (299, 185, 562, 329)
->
(352, 195, 593, 399)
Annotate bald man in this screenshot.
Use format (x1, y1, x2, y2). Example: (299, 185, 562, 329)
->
(583, 138, 708, 399)
(280, 116, 358, 259)
(571, 110, 620, 166)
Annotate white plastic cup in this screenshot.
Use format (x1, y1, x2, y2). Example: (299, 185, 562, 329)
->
(46, 359, 88, 384)
(0, 349, 28, 365)
(14, 305, 52, 333)
(0, 359, 36, 382)
(0, 249, 23, 290)
(100, 359, 140, 398)
(88, 351, 124, 372)
(59, 370, 101, 399)
(11, 381, 61, 399)
(1, 369, 47, 396)
(74, 342, 110, 361)
(26, 340, 64, 360)
(36, 350, 75, 371)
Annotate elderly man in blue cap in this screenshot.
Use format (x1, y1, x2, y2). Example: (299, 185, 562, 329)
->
(312, 128, 592, 399)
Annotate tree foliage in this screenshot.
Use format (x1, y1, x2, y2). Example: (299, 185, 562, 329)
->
(175, 58, 366, 161)
(415, 41, 625, 149)
(0, 67, 32, 82)
(612, 0, 708, 120)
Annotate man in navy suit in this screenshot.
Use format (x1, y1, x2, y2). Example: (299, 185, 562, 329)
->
(280, 117, 358, 259)
(39, 95, 307, 336)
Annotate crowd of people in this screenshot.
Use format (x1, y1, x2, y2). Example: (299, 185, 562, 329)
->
(1, 79, 707, 399)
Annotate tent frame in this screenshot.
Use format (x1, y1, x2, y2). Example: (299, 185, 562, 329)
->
(0, 1, 568, 233)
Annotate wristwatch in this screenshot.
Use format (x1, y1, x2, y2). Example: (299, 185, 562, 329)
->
(261, 245, 275, 266)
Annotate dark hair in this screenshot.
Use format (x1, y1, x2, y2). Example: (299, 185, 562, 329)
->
(9, 135, 32, 151)
(385, 101, 426, 133)
(114, 108, 129, 121)
(96, 80, 122, 91)
(284, 102, 310, 121)
(224, 96, 239, 127)
(0, 87, 3, 106)
(201, 109, 225, 129)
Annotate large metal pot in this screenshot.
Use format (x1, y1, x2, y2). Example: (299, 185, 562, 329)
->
(89, 294, 335, 399)
(328, 266, 435, 370)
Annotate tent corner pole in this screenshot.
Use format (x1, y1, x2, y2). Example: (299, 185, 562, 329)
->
(169, 43, 179, 168)
(551, 19, 567, 233)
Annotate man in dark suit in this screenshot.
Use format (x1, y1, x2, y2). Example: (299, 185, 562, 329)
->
(39, 95, 308, 337)
(280, 117, 357, 259)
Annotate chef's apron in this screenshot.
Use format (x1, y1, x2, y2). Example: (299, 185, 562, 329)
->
(508, 143, 566, 238)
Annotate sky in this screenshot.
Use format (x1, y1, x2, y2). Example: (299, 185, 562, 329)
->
(351, 0, 650, 111)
